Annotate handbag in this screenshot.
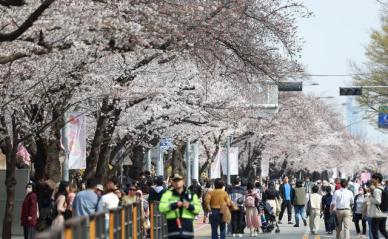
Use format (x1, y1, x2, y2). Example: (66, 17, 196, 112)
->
(306, 194, 312, 216)
(220, 202, 231, 223)
(229, 201, 239, 211)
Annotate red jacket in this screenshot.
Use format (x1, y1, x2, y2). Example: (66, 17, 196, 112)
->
(21, 192, 38, 227)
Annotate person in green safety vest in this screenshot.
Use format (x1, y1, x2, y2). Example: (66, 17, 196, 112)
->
(159, 173, 201, 239)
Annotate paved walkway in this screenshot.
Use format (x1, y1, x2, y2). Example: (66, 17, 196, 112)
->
(194, 213, 365, 239)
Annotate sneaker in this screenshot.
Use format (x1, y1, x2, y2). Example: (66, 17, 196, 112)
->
(311, 231, 316, 235)
(278, 221, 283, 224)
(293, 224, 299, 227)
(303, 219, 307, 226)
(288, 221, 293, 224)
(238, 234, 243, 237)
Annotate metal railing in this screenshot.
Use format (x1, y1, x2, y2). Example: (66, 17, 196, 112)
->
(35, 202, 167, 239)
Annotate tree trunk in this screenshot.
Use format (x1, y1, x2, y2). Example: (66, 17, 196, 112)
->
(33, 137, 47, 181)
(84, 97, 110, 179)
(1, 113, 18, 239)
(2, 145, 17, 239)
(95, 107, 121, 183)
(172, 144, 185, 176)
(128, 145, 145, 180)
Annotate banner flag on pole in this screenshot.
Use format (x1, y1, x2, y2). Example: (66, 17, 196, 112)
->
(63, 112, 86, 169)
(210, 149, 222, 179)
(220, 147, 239, 175)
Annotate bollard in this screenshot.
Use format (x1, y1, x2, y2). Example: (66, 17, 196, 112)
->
(64, 224, 73, 239)
(132, 205, 138, 239)
(89, 215, 96, 239)
(109, 209, 115, 239)
(150, 203, 155, 239)
(121, 208, 126, 239)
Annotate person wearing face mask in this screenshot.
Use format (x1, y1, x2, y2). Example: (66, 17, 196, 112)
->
(21, 182, 38, 239)
(353, 187, 366, 237)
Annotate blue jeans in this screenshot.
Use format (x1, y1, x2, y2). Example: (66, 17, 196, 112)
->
(294, 205, 306, 226)
(367, 217, 372, 239)
(210, 209, 226, 239)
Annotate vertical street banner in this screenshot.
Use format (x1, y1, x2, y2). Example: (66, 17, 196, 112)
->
(220, 147, 239, 175)
(261, 156, 269, 177)
(210, 149, 222, 179)
(62, 112, 86, 169)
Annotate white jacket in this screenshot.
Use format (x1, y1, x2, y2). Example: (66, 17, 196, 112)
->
(369, 186, 387, 218)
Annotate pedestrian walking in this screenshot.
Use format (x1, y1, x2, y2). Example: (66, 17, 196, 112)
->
(201, 182, 213, 224)
(362, 187, 373, 239)
(21, 182, 38, 239)
(98, 179, 120, 237)
(229, 178, 246, 237)
(292, 180, 307, 227)
(159, 174, 201, 239)
(263, 182, 281, 222)
(72, 178, 100, 217)
(309, 185, 322, 235)
(66, 183, 77, 216)
(353, 187, 367, 237)
(279, 176, 293, 224)
(52, 181, 70, 229)
(322, 186, 335, 235)
(245, 182, 261, 236)
(331, 179, 354, 239)
(205, 178, 231, 239)
(369, 173, 388, 239)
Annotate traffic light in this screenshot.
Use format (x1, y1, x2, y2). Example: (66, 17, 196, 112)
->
(339, 87, 362, 96)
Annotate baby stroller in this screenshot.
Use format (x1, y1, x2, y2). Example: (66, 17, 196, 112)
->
(258, 201, 280, 233)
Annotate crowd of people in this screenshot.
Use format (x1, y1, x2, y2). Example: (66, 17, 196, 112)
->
(19, 171, 387, 239)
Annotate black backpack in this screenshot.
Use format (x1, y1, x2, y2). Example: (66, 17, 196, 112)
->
(376, 187, 388, 213)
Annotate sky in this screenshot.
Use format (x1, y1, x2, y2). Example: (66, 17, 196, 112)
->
(298, 0, 388, 144)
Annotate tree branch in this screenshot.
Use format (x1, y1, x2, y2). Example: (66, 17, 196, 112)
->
(0, 0, 56, 42)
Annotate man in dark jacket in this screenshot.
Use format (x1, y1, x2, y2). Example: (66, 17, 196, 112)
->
(279, 176, 293, 224)
(148, 176, 166, 203)
(21, 182, 38, 239)
(229, 178, 246, 237)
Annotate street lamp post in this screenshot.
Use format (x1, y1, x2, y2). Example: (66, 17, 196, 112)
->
(226, 136, 231, 185)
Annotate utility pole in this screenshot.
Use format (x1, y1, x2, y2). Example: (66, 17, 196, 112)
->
(157, 146, 164, 177)
(146, 150, 152, 172)
(186, 138, 191, 186)
(63, 151, 69, 181)
(226, 136, 231, 185)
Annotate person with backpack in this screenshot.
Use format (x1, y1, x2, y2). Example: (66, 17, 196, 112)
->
(369, 173, 388, 239)
(229, 178, 246, 237)
(353, 187, 367, 237)
(245, 182, 261, 236)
